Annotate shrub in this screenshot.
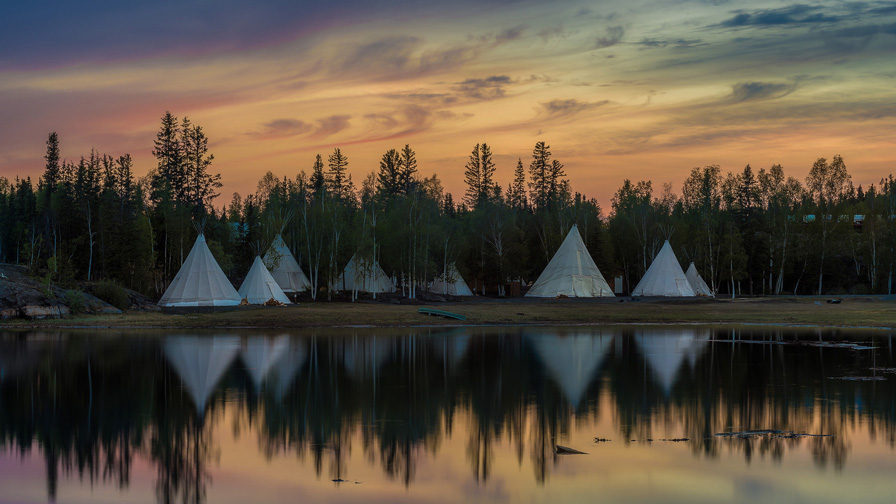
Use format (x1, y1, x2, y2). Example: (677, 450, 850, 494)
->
(92, 281, 129, 310)
(64, 290, 87, 314)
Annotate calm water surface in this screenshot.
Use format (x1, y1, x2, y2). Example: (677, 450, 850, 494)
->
(1, 326, 895, 503)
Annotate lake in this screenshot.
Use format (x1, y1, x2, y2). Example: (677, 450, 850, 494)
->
(1, 326, 894, 503)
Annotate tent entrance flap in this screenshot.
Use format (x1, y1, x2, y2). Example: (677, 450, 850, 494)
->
(572, 275, 594, 297)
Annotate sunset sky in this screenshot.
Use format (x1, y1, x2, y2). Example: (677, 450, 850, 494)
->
(2, 0, 895, 208)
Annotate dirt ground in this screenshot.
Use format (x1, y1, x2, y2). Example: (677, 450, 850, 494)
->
(4, 295, 895, 330)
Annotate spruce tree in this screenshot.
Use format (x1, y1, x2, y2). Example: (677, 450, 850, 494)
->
(327, 148, 349, 197)
(43, 132, 61, 192)
(399, 144, 418, 194)
(528, 141, 551, 209)
(463, 143, 481, 208)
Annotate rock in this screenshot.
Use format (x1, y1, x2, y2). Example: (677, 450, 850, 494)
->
(22, 304, 70, 319)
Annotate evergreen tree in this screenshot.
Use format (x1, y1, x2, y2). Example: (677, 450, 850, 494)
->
(43, 132, 61, 192)
(328, 148, 349, 197)
(181, 120, 220, 213)
(377, 148, 402, 197)
(463, 143, 481, 208)
(310, 154, 326, 194)
(151, 111, 183, 201)
(399, 144, 418, 194)
(528, 141, 551, 209)
(508, 158, 527, 209)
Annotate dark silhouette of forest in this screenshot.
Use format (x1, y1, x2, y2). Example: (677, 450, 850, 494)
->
(2, 112, 895, 300)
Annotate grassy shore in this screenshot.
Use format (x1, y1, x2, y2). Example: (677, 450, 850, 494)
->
(4, 296, 896, 330)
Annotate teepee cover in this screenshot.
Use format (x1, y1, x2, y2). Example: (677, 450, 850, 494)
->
(238, 256, 291, 304)
(632, 240, 696, 297)
(158, 234, 241, 307)
(430, 263, 474, 296)
(337, 254, 395, 293)
(526, 225, 614, 297)
(264, 234, 310, 293)
(685, 262, 713, 296)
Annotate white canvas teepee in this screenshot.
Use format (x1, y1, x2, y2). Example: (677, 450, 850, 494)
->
(526, 225, 614, 297)
(528, 332, 612, 409)
(164, 335, 239, 414)
(632, 240, 696, 297)
(430, 263, 474, 296)
(158, 234, 242, 307)
(264, 234, 310, 293)
(685, 262, 713, 296)
(238, 256, 291, 305)
(337, 254, 395, 293)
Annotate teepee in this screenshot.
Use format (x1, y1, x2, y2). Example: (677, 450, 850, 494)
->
(158, 234, 241, 307)
(238, 256, 291, 305)
(685, 263, 713, 296)
(164, 335, 239, 414)
(430, 263, 474, 296)
(264, 234, 310, 293)
(337, 254, 395, 293)
(526, 225, 614, 297)
(632, 240, 695, 297)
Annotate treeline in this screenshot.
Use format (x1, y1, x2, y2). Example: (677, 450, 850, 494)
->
(1, 111, 895, 298)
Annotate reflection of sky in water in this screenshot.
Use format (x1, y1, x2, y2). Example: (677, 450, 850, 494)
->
(0, 327, 894, 503)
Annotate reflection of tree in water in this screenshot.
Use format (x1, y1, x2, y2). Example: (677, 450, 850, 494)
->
(2, 328, 896, 499)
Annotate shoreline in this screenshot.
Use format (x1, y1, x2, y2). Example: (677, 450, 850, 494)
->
(3, 296, 895, 331)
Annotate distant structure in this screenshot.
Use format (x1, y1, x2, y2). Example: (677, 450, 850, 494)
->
(158, 234, 242, 307)
(631, 240, 695, 297)
(526, 225, 614, 297)
(264, 234, 310, 293)
(685, 262, 713, 296)
(238, 256, 291, 305)
(430, 263, 474, 296)
(337, 254, 395, 293)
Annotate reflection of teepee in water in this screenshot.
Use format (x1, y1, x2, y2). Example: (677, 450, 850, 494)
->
(342, 337, 392, 379)
(435, 331, 470, 368)
(268, 341, 307, 400)
(636, 329, 707, 394)
(241, 336, 289, 392)
(164, 335, 239, 415)
(528, 332, 613, 408)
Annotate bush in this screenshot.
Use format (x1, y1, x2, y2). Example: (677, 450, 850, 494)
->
(92, 281, 129, 310)
(64, 290, 87, 314)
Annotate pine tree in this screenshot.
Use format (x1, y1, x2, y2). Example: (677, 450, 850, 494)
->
(528, 141, 551, 209)
(377, 148, 402, 197)
(327, 148, 349, 197)
(479, 143, 496, 205)
(43, 132, 61, 192)
(463, 144, 481, 208)
(310, 154, 326, 194)
(181, 119, 219, 213)
(399, 144, 418, 194)
(151, 111, 183, 201)
(509, 158, 527, 209)
(549, 159, 565, 198)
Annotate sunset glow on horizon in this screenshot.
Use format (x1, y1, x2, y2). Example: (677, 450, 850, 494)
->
(2, 0, 895, 208)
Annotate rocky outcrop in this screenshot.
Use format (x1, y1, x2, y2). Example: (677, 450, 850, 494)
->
(0, 263, 124, 320)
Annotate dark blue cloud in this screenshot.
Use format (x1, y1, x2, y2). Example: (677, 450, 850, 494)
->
(720, 4, 840, 27)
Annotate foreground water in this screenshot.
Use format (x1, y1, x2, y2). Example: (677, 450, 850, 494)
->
(1, 326, 894, 503)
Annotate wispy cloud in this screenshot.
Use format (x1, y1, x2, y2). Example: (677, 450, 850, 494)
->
(720, 4, 841, 27)
(728, 81, 796, 103)
(595, 26, 624, 49)
(258, 118, 313, 138)
(539, 98, 609, 118)
(313, 115, 352, 138)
